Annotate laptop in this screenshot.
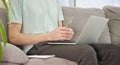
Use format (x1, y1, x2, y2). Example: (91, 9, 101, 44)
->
(48, 15, 109, 44)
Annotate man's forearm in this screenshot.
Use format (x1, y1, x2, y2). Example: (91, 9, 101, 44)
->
(9, 23, 50, 45)
(9, 21, 64, 45)
(9, 33, 50, 45)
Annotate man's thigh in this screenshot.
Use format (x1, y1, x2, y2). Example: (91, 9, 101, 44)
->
(40, 45, 89, 57)
(28, 44, 95, 61)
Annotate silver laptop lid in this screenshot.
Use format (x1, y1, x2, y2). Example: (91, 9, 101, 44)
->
(76, 15, 109, 44)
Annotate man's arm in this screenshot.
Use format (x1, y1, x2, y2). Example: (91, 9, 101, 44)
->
(9, 23, 73, 45)
(8, 23, 50, 45)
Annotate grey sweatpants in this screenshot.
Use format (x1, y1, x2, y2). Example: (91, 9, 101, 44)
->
(27, 43, 120, 65)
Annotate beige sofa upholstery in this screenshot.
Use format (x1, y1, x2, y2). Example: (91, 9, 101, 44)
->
(103, 6, 120, 44)
(0, 6, 120, 65)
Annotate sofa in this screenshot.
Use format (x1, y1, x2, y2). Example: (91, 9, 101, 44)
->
(0, 6, 120, 65)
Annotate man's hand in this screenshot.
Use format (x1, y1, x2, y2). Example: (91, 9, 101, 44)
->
(46, 27, 74, 41)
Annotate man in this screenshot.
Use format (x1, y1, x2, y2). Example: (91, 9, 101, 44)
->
(8, 0, 120, 65)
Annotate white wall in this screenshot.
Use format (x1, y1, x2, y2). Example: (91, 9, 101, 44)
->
(61, 0, 120, 8)
(61, 0, 74, 7)
(76, 0, 120, 8)
(61, 0, 69, 6)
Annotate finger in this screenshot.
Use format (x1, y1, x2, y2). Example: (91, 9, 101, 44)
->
(60, 37, 70, 40)
(68, 28, 74, 35)
(62, 35, 73, 40)
(59, 30, 73, 35)
(58, 27, 70, 31)
(62, 34, 71, 37)
(62, 28, 74, 35)
(59, 31, 72, 35)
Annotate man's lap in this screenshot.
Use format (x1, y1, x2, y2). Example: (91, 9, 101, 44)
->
(27, 44, 96, 62)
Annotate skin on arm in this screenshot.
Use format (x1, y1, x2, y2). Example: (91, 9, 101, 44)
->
(8, 23, 50, 45)
(8, 22, 74, 45)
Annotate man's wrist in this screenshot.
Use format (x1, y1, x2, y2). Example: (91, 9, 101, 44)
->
(42, 33, 52, 41)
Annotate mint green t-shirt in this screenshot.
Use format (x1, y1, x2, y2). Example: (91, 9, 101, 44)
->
(9, 0, 64, 53)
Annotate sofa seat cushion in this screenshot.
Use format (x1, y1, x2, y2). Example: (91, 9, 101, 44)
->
(103, 6, 120, 44)
(1, 62, 20, 65)
(25, 57, 77, 65)
(2, 43, 29, 64)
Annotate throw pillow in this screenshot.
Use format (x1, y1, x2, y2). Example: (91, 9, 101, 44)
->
(103, 6, 120, 44)
(2, 43, 29, 64)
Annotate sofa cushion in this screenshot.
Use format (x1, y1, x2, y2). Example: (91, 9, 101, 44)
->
(103, 6, 120, 44)
(62, 7, 111, 43)
(24, 57, 77, 65)
(2, 43, 29, 64)
(1, 62, 20, 65)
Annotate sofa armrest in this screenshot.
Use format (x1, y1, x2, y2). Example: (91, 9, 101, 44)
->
(2, 43, 29, 64)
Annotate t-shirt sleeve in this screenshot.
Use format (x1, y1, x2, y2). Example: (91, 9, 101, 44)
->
(9, 0, 23, 24)
(57, 0, 64, 21)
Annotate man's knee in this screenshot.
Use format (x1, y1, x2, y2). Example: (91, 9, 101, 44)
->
(81, 45, 97, 57)
(79, 45, 98, 65)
